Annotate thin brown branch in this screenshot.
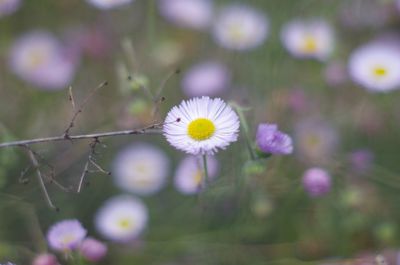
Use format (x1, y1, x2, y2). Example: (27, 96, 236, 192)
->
(63, 81, 108, 138)
(25, 147, 58, 211)
(77, 137, 110, 193)
(68, 86, 76, 110)
(152, 68, 180, 118)
(0, 123, 163, 148)
(21, 145, 72, 192)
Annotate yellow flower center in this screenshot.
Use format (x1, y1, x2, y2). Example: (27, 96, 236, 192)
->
(118, 218, 133, 230)
(302, 36, 317, 53)
(194, 170, 203, 186)
(373, 66, 387, 77)
(188, 118, 216, 141)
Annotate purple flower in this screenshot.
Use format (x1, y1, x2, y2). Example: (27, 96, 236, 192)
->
(302, 168, 331, 197)
(0, 0, 21, 18)
(256, 123, 293, 155)
(80, 238, 108, 262)
(158, 0, 213, 30)
(349, 149, 374, 174)
(46, 219, 87, 252)
(32, 254, 60, 265)
(182, 61, 231, 97)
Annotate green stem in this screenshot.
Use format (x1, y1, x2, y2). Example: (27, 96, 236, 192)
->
(202, 154, 209, 188)
(232, 103, 256, 160)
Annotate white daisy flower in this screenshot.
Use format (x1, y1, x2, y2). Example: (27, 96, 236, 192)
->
(86, 0, 133, 10)
(281, 19, 334, 61)
(158, 0, 213, 30)
(212, 4, 269, 51)
(348, 40, 400, 92)
(112, 143, 169, 196)
(163, 97, 239, 155)
(174, 155, 219, 194)
(95, 195, 148, 242)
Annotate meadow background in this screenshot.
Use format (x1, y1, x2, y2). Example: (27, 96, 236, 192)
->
(1, 0, 400, 264)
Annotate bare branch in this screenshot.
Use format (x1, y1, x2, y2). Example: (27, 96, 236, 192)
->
(77, 137, 110, 193)
(0, 123, 163, 148)
(68, 86, 76, 111)
(152, 68, 180, 118)
(25, 146, 58, 211)
(63, 81, 108, 138)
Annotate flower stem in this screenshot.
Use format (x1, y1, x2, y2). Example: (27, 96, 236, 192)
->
(202, 154, 209, 188)
(231, 103, 256, 160)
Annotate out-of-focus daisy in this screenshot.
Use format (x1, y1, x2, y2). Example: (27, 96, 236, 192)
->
(174, 155, 218, 194)
(158, 0, 213, 30)
(95, 195, 148, 242)
(348, 40, 400, 92)
(212, 4, 268, 51)
(86, 0, 133, 9)
(302, 167, 331, 197)
(182, 61, 231, 97)
(80, 238, 108, 262)
(294, 118, 339, 164)
(112, 143, 169, 196)
(256, 123, 293, 155)
(163, 97, 240, 155)
(0, 0, 21, 17)
(46, 219, 87, 252)
(281, 19, 334, 61)
(9, 31, 77, 90)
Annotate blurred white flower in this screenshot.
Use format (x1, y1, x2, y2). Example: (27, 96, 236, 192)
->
(158, 0, 213, 30)
(212, 4, 268, 51)
(182, 61, 231, 97)
(163, 97, 240, 155)
(0, 0, 21, 17)
(174, 155, 218, 194)
(9, 31, 77, 90)
(95, 195, 148, 242)
(348, 40, 400, 92)
(281, 19, 334, 61)
(86, 0, 133, 9)
(113, 143, 169, 196)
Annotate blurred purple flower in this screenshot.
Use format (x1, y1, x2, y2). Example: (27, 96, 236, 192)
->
(80, 238, 108, 262)
(86, 0, 133, 10)
(294, 118, 339, 164)
(9, 31, 78, 90)
(324, 61, 347, 87)
(212, 4, 269, 51)
(0, 0, 21, 17)
(32, 254, 60, 265)
(158, 0, 213, 30)
(182, 61, 231, 97)
(349, 149, 374, 174)
(174, 155, 219, 194)
(288, 88, 307, 112)
(256, 123, 293, 155)
(46, 219, 87, 252)
(302, 167, 331, 197)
